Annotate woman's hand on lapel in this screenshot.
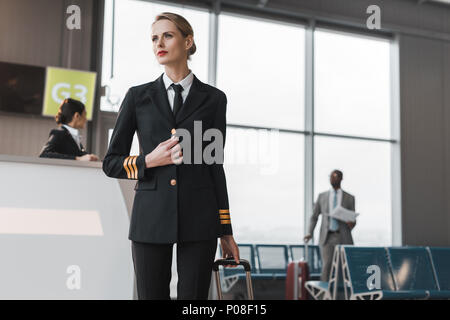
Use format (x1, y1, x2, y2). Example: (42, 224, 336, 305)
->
(220, 235, 240, 268)
(145, 135, 183, 168)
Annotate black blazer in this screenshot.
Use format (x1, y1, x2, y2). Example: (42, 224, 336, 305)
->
(39, 126, 87, 160)
(102, 73, 233, 243)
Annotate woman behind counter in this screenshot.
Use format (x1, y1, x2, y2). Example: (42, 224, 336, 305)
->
(39, 98, 98, 161)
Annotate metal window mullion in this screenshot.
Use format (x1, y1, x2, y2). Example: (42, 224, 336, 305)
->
(208, 0, 220, 301)
(208, 0, 220, 86)
(390, 34, 402, 246)
(314, 132, 396, 143)
(111, 0, 115, 79)
(304, 19, 315, 242)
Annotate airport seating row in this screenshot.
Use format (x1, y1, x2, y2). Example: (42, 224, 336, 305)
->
(218, 243, 322, 280)
(216, 243, 322, 299)
(305, 245, 450, 300)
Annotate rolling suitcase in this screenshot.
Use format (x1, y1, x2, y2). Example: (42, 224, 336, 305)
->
(285, 242, 310, 300)
(212, 257, 254, 300)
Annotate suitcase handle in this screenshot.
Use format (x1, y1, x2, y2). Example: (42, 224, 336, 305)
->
(213, 258, 254, 300)
(212, 258, 251, 272)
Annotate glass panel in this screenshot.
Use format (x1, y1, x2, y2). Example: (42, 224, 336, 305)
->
(256, 247, 287, 270)
(313, 136, 392, 246)
(107, 128, 139, 155)
(225, 128, 304, 243)
(314, 29, 391, 139)
(217, 13, 305, 130)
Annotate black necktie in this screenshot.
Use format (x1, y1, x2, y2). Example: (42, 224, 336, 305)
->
(170, 83, 184, 117)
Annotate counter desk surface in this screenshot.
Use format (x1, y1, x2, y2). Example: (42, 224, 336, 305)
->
(0, 154, 103, 168)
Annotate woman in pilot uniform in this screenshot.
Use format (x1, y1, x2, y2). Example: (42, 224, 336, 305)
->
(39, 98, 99, 161)
(102, 12, 240, 300)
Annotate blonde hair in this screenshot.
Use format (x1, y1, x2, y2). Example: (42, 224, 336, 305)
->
(153, 12, 196, 61)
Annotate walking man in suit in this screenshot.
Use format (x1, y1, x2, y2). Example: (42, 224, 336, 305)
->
(304, 169, 356, 281)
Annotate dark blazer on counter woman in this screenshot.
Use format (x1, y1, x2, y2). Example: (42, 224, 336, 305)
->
(102, 72, 233, 244)
(39, 126, 87, 160)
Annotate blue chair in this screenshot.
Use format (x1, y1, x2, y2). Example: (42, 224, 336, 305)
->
(339, 246, 421, 299)
(254, 244, 289, 279)
(305, 245, 341, 300)
(309, 245, 323, 278)
(387, 247, 436, 299)
(288, 244, 305, 261)
(427, 247, 450, 299)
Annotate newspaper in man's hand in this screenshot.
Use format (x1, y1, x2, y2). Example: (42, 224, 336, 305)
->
(329, 205, 359, 223)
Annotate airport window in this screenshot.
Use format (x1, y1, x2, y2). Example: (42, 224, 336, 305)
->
(313, 29, 394, 246)
(217, 13, 306, 243)
(224, 128, 305, 244)
(217, 14, 305, 131)
(314, 29, 391, 139)
(313, 136, 392, 246)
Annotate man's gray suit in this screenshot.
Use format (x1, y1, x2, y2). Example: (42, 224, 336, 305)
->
(308, 190, 355, 281)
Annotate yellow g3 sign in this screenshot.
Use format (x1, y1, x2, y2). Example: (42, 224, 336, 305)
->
(43, 67, 97, 120)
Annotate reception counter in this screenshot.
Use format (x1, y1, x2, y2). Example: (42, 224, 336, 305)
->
(0, 155, 135, 299)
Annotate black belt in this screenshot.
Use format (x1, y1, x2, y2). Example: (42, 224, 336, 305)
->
(328, 230, 340, 234)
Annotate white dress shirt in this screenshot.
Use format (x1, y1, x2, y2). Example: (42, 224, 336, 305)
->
(329, 188, 343, 211)
(162, 69, 194, 111)
(62, 124, 81, 149)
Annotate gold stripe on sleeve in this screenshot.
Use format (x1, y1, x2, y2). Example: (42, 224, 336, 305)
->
(131, 156, 138, 179)
(126, 157, 134, 179)
(123, 157, 131, 179)
(220, 219, 231, 224)
(220, 214, 230, 220)
(219, 209, 230, 214)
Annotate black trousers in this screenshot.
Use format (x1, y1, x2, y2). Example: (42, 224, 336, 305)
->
(131, 238, 218, 300)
